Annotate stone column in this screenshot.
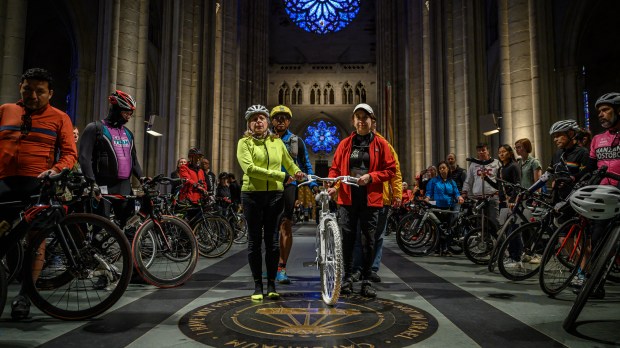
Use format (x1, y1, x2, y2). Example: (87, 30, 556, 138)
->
(0, 0, 27, 103)
(498, 0, 553, 165)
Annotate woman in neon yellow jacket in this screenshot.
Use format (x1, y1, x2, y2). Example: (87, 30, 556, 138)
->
(237, 105, 303, 301)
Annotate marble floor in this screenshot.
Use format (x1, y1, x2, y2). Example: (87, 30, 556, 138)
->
(0, 222, 618, 348)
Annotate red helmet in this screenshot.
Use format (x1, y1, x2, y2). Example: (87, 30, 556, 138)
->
(108, 90, 136, 110)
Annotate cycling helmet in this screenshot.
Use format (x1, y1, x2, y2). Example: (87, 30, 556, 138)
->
(569, 185, 620, 220)
(188, 147, 203, 157)
(244, 105, 270, 121)
(594, 92, 620, 109)
(270, 105, 292, 119)
(108, 90, 136, 110)
(353, 103, 376, 119)
(549, 119, 580, 135)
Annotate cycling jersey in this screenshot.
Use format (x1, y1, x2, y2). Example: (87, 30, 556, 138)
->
(0, 102, 76, 179)
(589, 129, 620, 185)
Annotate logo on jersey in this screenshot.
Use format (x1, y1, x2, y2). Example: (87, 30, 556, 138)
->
(595, 145, 620, 160)
(113, 135, 130, 147)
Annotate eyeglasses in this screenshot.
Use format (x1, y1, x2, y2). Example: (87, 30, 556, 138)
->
(21, 113, 32, 135)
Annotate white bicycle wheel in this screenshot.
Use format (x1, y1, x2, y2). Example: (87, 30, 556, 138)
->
(319, 219, 343, 305)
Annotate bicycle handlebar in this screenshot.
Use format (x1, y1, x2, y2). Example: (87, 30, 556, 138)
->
(298, 174, 360, 187)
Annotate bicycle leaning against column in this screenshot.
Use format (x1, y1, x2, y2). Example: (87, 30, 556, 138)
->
(299, 174, 359, 306)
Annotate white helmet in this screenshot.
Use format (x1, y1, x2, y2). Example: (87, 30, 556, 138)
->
(244, 105, 270, 121)
(569, 185, 620, 220)
(594, 92, 620, 109)
(549, 119, 580, 135)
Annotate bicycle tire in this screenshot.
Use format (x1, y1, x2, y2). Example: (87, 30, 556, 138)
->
(193, 216, 234, 258)
(23, 213, 132, 320)
(0, 259, 6, 319)
(3, 243, 23, 283)
(539, 218, 584, 297)
(133, 216, 198, 288)
(463, 227, 495, 265)
(396, 214, 438, 256)
(320, 219, 343, 305)
(487, 216, 517, 272)
(232, 213, 248, 244)
(563, 225, 620, 331)
(497, 221, 546, 281)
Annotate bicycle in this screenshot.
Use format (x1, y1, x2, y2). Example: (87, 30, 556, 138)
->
(538, 166, 612, 296)
(396, 199, 463, 256)
(299, 174, 358, 306)
(563, 176, 620, 331)
(0, 169, 132, 320)
(461, 157, 501, 265)
(92, 175, 199, 288)
(173, 193, 234, 258)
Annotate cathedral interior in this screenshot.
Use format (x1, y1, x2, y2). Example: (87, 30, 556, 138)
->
(1, 2, 620, 347)
(2, 0, 620, 180)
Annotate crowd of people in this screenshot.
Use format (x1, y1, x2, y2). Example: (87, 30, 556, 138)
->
(2, 67, 619, 314)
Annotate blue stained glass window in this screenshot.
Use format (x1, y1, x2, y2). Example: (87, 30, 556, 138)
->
(304, 120, 342, 154)
(284, 0, 360, 34)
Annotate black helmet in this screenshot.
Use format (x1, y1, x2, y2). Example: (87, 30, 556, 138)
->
(218, 172, 229, 180)
(188, 147, 203, 157)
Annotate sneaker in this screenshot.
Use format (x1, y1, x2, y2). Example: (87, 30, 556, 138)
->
(276, 269, 291, 284)
(351, 270, 361, 282)
(251, 282, 263, 301)
(340, 279, 353, 295)
(267, 282, 280, 299)
(528, 255, 542, 264)
(369, 272, 381, 283)
(360, 282, 377, 298)
(570, 273, 585, 288)
(11, 295, 30, 320)
(503, 260, 523, 269)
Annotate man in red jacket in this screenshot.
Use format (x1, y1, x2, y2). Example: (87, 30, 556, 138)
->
(327, 103, 396, 298)
(179, 147, 207, 203)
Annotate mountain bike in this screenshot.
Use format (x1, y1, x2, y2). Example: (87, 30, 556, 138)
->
(0, 169, 132, 320)
(299, 174, 358, 306)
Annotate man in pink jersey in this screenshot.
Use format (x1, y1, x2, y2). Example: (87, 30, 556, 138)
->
(573, 92, 620, 299)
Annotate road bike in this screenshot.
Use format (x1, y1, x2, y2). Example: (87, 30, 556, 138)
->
(299, 174, 358, 306)
(0, 169, 132, 320)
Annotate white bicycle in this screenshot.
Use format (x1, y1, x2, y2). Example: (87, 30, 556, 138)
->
(299, 175, 358, 305)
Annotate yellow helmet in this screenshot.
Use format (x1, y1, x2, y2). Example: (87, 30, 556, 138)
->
(270, 105, 292, 119)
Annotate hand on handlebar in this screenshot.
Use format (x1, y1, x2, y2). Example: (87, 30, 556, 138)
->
(38, 168, 60, 179)
(357, 174, 372, 186)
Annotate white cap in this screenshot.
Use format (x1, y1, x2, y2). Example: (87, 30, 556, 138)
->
(353, 103, 375, 117)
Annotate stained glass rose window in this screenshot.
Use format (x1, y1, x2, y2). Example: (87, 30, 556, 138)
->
(284, 0, 360, 34)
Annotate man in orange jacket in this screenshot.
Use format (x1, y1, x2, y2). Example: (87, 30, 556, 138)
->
(0, 68, 77, 320)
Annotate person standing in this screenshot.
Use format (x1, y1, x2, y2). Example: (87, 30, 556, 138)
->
(228, 172, 242, 211)
(425, 161, 464, 256)
(269, 105, 317, 284)
(352, 126, 402, 283)
(237, 105, 303, 301)
(461, 143, 501, 228)
(514, 138, 542, 189)
(79, 90, 143, 229)
(446, 153, 467, 192)
(0, 68, 77, 320)
(170, 157, 187, 195)
(327, 103, 396, 298)
(178, 148, 206, 204)
(200, 158, 217, 196)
